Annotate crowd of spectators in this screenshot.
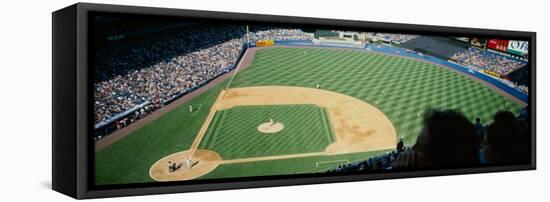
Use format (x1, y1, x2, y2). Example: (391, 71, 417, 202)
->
(94, 25, 318, 137)
(249, 27, 313, 42)
(450, 48, 526, 75)
(506, 66, 529, 94)
(365, 33, 419, 44)
(94, 24, 247, 125)
(93, 103, 161, 141)
(326, 150, 400, 173)
(325, 108, 530, 173)
(516, 85, 529, 94)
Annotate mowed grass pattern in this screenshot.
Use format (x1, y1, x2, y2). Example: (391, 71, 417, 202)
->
(94, 47, 525, 185)
(199, 104, 335, 159)
(231, 47, 523, 145)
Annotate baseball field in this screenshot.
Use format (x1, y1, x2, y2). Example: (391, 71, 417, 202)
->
(95, 46, 524, 185)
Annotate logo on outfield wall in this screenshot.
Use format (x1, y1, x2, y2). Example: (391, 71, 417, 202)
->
(256, 39, 275, 47)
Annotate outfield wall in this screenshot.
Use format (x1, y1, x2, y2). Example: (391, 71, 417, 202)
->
(363, 44, 528, 103)
(96, 39, 529, 138)
(268, 40, 528, 103)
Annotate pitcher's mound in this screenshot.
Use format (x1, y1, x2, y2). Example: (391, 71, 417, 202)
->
(257, 122, 284, 133)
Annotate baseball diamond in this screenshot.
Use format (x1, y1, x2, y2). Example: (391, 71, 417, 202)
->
(95, 46, 524, 185)
(199, 104, 336, 159)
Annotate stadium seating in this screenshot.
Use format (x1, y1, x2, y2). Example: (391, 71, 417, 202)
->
(94, 25, 315, 139)
(325, 108, 529, 173)
(450, 48, 526, 76)
(507, 66, 529, 93)
(400, 36, 468, 59)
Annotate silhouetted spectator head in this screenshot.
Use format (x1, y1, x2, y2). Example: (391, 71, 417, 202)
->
(486, 110, 530, 164)
(474, 117, 485, 144)
(396, 136, 405, 153)
(412, 109, 479, 168)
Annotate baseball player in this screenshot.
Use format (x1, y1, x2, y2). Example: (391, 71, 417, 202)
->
(185, 158, 193, 169)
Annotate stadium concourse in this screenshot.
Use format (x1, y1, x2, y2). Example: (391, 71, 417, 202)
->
(92, 21, 530, 182)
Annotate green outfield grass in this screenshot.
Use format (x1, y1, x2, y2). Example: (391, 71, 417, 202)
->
(199, 104, 335, 159)
(231, 47, 523, 145)
(94, 46, 523, 185)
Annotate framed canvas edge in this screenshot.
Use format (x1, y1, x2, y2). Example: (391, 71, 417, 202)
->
(66, 2, 536, 199)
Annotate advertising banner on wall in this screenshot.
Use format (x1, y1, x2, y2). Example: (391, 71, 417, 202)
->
(507, 40, 529, 56)
(256, 39, 275, 47)
(487, 39, 509, 52)
(487, 39, 528, 56)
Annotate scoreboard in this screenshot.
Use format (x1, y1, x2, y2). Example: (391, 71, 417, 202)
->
(487, 39, 528, 57)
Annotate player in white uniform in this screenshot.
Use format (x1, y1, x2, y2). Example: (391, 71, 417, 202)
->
(185, 158, 193, 169)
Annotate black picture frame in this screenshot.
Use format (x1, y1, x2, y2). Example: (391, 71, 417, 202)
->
(52, 2, 536, 199)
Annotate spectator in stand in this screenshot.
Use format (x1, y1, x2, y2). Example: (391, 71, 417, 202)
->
(450, 48, 526, 76)
(396, 136, 405, 153)
(450, 48, 528, 94)
(485, 111, 530, 164)
(94, 25, 316, 140)
(248, 27, 313, 42)
(474, 117, 485, 143)
(369, 33, 418, 43)
(394, 109, 479, 169)
(506, 66, 529, 94)
(94, 24, 247, 125)
(325, 109, 530, 174)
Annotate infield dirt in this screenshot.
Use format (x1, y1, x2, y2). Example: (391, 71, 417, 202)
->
(96, 46, 528, 184)
(149, 86, 397, 181)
